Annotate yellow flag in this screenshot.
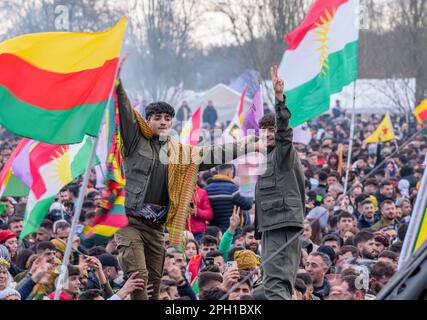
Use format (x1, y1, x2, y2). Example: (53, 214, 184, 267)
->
(365, 112, 395, 143)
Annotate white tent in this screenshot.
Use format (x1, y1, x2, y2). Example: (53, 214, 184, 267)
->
(186, 83, 252, 125)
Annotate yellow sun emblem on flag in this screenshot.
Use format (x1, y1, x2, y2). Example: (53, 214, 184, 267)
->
(314, 7, 335, 76)
(51, 147, 72, 186)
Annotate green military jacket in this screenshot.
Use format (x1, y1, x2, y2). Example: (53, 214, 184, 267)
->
(254, 96, 305, 235)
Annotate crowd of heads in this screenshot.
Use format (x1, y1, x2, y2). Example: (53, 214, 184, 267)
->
(0, 100, 425, 300)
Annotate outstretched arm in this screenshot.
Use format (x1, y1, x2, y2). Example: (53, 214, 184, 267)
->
(270, 65, 294, 170)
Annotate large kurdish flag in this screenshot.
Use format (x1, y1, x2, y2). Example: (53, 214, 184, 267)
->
(279, 0, 359, 127)
(0, 18, 127, 144)
(20, 136, 96, 240)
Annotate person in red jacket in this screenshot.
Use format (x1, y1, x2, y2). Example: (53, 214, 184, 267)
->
(186, 185, 213, 243)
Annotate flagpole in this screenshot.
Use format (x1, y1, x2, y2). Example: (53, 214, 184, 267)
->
(343, 81, 357, 194)
(54, 22, 127, 300)
(398, 152, 427, 269)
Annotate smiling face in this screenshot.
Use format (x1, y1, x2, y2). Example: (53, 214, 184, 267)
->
(147, 113, 173, 136)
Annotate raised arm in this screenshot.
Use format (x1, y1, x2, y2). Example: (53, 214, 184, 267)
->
(271, 65, 294, 170)
(116, 80, 142, 158)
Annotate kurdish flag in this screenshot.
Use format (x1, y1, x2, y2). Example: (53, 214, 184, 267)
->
(82, 91, 127, 245)
(180, 106, 202, 146)
(278, 0, 359, 127)
(414, 99, 427, 125)
(20, 136, 96, 240)
(0, 18, 127, 144)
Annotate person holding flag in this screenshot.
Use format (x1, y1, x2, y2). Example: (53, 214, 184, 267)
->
(253, 66, 305, 300)
(114, 76, 259, 300)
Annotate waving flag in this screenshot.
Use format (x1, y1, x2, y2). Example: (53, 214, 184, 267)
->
(180, 106, 202, 146)
(0, 18, 127, 144)
(20, 137, 96, 240)
(278, 0, 359, 127)
(241, 86, 263, 137)
(82, 91, 127, 245)
(222, 85, 247, 143)
(365, 112, 395, 143)
(414, 99, 427, 126)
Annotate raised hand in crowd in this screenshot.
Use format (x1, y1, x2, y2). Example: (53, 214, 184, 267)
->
(115, 272, 145, 300)
(228, 206, 241, 234)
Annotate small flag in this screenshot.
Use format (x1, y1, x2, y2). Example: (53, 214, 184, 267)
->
(414, 99, 427, 125)
(365, 112, 395, 143)
(222, 85, 247, 143)
(180, 106, 202, 146)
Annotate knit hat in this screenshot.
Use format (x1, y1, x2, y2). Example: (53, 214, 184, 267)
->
(50, 239, 66, 254)
(234, 250, 260, 271)
(0, 230, 17, 244)
(317, 245, 336, 263)
(374, 234, 390, 248)
(0, 245, 10, 262)
(98, 253, 119, 270)
(0, 288, 21, 300)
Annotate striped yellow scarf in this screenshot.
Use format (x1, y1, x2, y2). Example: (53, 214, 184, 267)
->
(133, 111, 201, 252)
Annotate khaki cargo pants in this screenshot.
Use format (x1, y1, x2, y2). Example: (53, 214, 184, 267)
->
(254, 227, 302, 300)
(115, 216, 165, 300)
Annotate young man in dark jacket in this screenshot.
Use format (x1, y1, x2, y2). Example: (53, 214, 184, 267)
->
(253, 66, 305, 300)
(204, 164, 253, 233)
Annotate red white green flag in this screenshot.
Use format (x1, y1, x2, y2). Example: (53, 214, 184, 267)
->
(278, 0, 359, 127)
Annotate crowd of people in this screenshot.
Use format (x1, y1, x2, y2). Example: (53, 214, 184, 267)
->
(0, 95, 425, 300)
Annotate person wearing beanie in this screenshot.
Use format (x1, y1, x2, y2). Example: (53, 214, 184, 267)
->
(98, 253, 125, 291)
(0, 230, 18, 274)
(0, 287, 21, 300)
(234, 250, 260, 271)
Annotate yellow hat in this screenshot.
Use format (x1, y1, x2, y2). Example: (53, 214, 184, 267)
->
(234, 250, 259, 271)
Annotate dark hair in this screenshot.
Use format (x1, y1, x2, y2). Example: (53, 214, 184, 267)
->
(296, 272, 313, 287)
(378, 250, 398, 262)
(242, 225, 255, 237)
(54, 220, 71, 234)
(337, 211, 354, 223)
(206, 250, 223, 260)
(371, 261, 395, 280)
(318, 171, 328, 182)
(201, 235, 218, 247)
(8, 215, 23, 227)
(400, 166, 414, 177)
(397, 224, 408, 242)
(200, 264, 221, 273)
(68, 264, 81, 277)
(389, 242, 403, 254)
(185, 239, 199, 254)
(341, 275, 365, 293)
(145, 101, 175, 119)
(361, 199, 374, 207)
(380, 199, 395, 209)
(355, 194, 370, 206)
(354, 231, 375, 247)
(204, 226, 222, 240)
(40, 219, 53, 231)
(198, 272, 223, 290)
(216, 164, 235, 176)
(86, 246, 107, 257)
(35, 241, 56, 254)
(85, 211, 96, 221)
(321, 234, 342, 246)
(259, 113, 275, 129)
(294, 278, 307, 295)
(306, 218, 322, 245)
(199, 287, 228, 300)
(339, 245, 358, 258)
(15, 249, 35, 271)
(237, 270, 253, 289)
(227, 246, 244, 262)
(365, 179, 378, 187)
(78, 289, 103, 300)
(379, 180, 393, 189)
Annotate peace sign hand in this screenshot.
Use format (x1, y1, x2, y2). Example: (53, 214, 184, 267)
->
(270, 65, 285, 102)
